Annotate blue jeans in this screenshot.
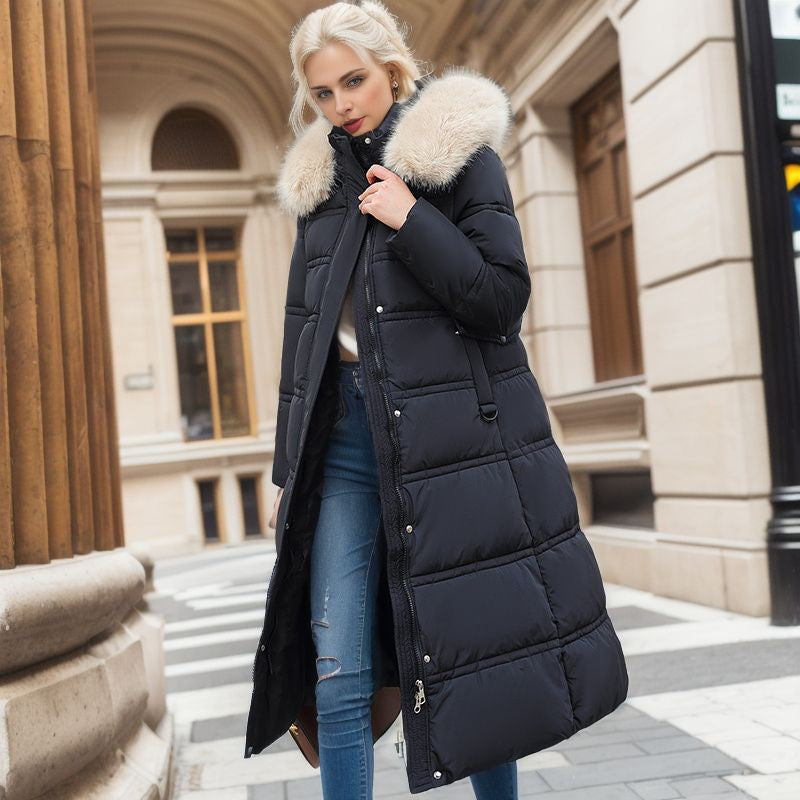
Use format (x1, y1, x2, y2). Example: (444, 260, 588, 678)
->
(309, 359, 519, 799)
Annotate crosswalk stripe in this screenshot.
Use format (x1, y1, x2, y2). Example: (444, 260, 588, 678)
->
(164, 609, 264, 635)
(187, 592, 266, 610)
(165, 627, 262, 652)
(165, 653, 255, 678)
(173, 581, 270, 602)
(172, 582, 233, 601)
(166, 681, 253, 719)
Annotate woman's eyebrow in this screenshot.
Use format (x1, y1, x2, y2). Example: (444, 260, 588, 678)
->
(310, 68, 365, 90)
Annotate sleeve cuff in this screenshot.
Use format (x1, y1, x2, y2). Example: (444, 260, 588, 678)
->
(385, 197, 427, 260)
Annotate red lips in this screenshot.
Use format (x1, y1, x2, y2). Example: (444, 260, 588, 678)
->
(344, 117, 364, 133)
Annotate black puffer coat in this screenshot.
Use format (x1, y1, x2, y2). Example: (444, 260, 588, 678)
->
(244, 67, 629, 793)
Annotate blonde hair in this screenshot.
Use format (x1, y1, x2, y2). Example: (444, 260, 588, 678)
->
(287, 0, 430, 137)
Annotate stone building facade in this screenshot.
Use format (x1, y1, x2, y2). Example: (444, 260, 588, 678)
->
(95, 0, 771, 614)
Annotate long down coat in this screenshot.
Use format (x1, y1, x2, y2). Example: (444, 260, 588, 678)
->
(244, 66, 629, 793)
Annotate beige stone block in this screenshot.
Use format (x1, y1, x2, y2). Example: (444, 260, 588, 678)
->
(531, 327, 595, 396)
(530, 266, 588, 330)
(121, 607, 167, 729)
(722, 549, 770, 616)
(646, 379, 771, 496)
(648, 541, 769, 614)
(0, 653, 115, 799)
(86, 623, 149, 743)
(632, 156, 751, 284)
(0, 608, 163, 799)
(522, 193, 584, 267)
(520, 133, 577, 195)
(655, 496, 771, 545)
(584, 528, 653, 591)
(521, 105, 572, 138)
(38, 722, 168, 799)
(650, 541, 727, 608)
(518, 208, 536, 281)
(573, 471, 591, 529)
(0, 551, 145, 675)
(620, 0, 735, 99)
(508, 161, 525, 204)
(105, 217, 161, 442)
(121, 473, 198, 555)
(640, 261, 762, 387)
(127, 546, 156, 593)
(154, 710, 175, 795)
(626, 42, 743, 197)
(118, 719, 173, 799)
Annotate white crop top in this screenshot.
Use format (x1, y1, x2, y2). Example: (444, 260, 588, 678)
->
(336, 273, 358, 358)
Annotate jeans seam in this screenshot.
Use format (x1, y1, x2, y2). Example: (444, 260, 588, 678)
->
(358, 506, 381, 702)
(360, 720, 369, 799)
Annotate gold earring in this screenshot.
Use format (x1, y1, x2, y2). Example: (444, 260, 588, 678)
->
(392, 80, 399, 101)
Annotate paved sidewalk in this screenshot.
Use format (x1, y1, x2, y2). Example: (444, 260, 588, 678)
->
(147, 540, 800, 799)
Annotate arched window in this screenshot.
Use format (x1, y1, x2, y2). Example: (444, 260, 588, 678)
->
(151, 107, 240, 170)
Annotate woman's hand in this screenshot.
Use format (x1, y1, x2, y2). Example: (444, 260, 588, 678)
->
(358, 164, 418, 230)
(269, 486, 284, 530)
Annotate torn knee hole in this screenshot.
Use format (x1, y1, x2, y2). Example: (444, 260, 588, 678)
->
(316, 655, 341, 682)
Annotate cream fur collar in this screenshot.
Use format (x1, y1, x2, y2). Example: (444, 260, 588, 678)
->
(276, 66, 513, 218)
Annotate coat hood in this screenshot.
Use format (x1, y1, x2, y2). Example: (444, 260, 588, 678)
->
(276, 66, 514, 218)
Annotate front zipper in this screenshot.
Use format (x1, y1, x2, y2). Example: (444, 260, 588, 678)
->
(361, 218, 429, 752)
(414, 679, 426, 712)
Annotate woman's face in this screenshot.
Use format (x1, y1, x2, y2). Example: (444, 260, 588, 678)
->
(305, 42, 395, 136)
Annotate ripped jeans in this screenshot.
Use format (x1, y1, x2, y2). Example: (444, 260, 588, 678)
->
(309, 358, 519, 800)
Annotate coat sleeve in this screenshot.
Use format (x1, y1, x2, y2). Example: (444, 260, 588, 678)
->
(272, 216, 308, 488)
(385, 145, 531, 340)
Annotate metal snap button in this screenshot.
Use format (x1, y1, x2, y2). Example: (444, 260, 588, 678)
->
(376, 305, 383, 313)
(433, 770, 442, 779)
(260, 644, 265, 651)
(364, 137, 371, 144)
(406, 524, 413, 533)
(394, 409, 401, 417)
(423, 654, 430, 662)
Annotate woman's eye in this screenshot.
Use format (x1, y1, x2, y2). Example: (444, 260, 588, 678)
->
(317, 75, 364, 100)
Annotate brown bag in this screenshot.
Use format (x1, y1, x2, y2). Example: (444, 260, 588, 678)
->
(288, 686, 402, 768)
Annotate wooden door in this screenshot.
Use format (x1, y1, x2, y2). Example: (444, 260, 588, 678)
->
(571, 66, 643, 381)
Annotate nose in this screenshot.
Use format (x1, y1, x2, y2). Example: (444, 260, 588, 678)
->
(335, 96, 352, 119)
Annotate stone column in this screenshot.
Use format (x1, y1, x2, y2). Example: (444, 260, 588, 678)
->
(65, 0, 117, 553)
(43, 0, 94, 557)
(0, 0, 123, 567)
(0, 2, 173, 797)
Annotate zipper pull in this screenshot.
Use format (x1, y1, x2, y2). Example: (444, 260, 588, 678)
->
(413, 678, 426, 713)
(395, 725, 406, 761)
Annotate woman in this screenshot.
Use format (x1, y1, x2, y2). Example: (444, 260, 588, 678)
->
(244, 1, 629, 797)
